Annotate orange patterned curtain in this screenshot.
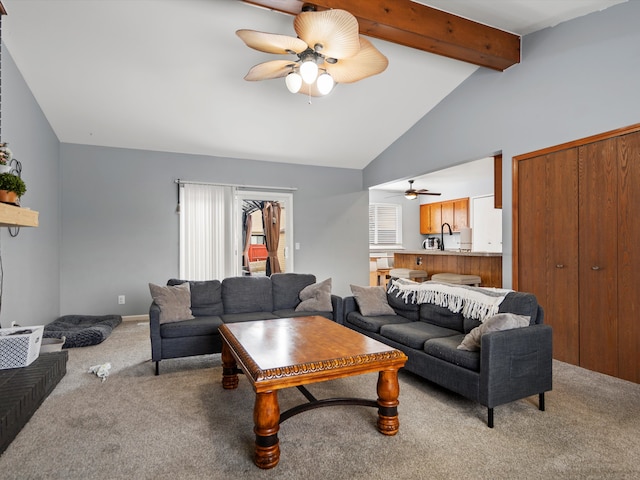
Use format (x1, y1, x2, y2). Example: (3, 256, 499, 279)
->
(242, 213, 252, 274)
(262, 202, 281, 275)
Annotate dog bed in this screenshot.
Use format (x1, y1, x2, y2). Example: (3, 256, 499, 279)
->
(43, 315, 122, 348)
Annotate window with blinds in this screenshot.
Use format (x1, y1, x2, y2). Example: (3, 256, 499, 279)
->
(369, 203, 402, 248)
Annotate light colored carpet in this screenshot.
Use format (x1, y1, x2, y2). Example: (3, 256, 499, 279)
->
(1, 321, 639, 479)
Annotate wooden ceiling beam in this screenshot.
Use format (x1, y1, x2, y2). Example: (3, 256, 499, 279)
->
(242, 0, 520, 71)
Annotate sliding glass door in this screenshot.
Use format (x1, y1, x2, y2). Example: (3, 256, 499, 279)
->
(234, 191, 294, 277)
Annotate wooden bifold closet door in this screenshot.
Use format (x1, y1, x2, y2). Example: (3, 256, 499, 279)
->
(578, 138, 619, 376)
(616, 131, 640, 382)
(515, 126, 640, 383)
(516, 148, 579, 365)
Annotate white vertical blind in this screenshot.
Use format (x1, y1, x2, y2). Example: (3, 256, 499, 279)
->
(179, 183, 235, 280)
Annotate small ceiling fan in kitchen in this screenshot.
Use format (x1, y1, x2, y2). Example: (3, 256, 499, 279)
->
(402, 180, 441, 200)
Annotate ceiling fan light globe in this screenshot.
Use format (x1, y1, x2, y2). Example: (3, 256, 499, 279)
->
(300, 60, 318, 84)
(285, 72, 302, 93)
(316, 72, 334, 95)
(404, 192, 418, 200)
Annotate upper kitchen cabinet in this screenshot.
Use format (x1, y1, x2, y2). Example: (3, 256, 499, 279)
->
(452, 198, 469, 231)
(419, 203, 440, 234)
(420, 198, 469, 234)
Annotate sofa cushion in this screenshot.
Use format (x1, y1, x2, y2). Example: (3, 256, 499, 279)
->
(295, 278, 332, 312)
(387, 289, 420, 321)
(149, 282, 195, 324)
(419, 303, 464, 332)
(167, 279, 223, 316)
(462, 291, 540, 333)
(351, 285, 396, 316)
(159, 316, 223, 338)
(498, 292, 539, 323)
(271, 273, 316, 310)
(380, 322, 459, 349)
(346, 312, 411, 333)
(424, 335, 480, 371)
(221, 312, 279, 323)
(274, 309, 333, 321)
(458, 313, 531, 351)
(222, 276, 273, 314)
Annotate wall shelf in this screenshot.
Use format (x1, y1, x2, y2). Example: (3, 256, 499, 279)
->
(0, 202, 38, 227)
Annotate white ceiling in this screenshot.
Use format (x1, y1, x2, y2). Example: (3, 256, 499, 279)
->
(1, 0, 625, 171)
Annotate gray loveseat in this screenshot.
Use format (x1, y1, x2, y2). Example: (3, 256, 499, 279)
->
(150, 273, 342, 375)
(342, 282, 552, 427)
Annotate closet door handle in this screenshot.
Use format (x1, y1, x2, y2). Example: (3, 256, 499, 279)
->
(591, 266, 601, 270)
(556, 264, 564, 268)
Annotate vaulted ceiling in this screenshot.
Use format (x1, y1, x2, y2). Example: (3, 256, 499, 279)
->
(1, 0, 626, 170)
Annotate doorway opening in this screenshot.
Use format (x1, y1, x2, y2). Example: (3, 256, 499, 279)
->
(236, 191, 293, 276)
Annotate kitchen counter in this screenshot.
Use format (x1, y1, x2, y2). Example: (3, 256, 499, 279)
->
(393, 251, 503, 287)
(400, 250, 502, 257)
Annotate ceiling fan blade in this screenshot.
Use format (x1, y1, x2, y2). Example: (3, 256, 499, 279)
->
(243, 60, 296, 81)
(325, 37, 388, 84)
(418, 191, 442, 196)
(294, 9, 360, 59)
(236, 29, 308, 55)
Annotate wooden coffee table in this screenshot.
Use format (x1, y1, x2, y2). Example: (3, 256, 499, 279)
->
(219, 316, 407, 469)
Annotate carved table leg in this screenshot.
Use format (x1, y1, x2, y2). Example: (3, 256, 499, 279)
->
(221, 342, 239, 390)
(253, 390, 280, 469)
(376, 368, 400, 436)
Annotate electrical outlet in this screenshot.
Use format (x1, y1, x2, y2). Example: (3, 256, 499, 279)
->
(118, 295, 125, 305)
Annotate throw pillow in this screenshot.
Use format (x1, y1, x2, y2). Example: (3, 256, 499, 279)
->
(457, 312, 530, 351)
(295, 278, 332, 312)
(350, 284, 396, 316)
(149, 282, 195, 324)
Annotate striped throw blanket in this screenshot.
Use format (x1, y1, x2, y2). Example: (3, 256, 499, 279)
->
(388, 278, 513, 322)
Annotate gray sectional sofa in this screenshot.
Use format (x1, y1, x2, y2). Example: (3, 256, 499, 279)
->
(149, 273, 342, 375)
(342, 282, 552, 427)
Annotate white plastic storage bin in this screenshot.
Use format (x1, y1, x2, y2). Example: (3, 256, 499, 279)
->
(0, 326, 44, 369)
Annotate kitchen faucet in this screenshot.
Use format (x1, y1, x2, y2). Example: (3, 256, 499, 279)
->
(440, 222, 452, 250)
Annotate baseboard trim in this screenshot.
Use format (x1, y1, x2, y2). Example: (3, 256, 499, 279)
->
(122, 314, 149, 323)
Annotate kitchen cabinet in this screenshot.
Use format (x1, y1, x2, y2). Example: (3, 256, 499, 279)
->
(515, 125, 640, 383)
(419, 197, 468, 234)
(451, 198, 469, 231)
(419, 203, 441, 234)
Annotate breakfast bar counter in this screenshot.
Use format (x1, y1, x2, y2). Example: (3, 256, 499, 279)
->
(393, 250, 503, 288)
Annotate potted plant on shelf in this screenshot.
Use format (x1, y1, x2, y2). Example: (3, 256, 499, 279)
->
(0, 144, 13, 173)
(0, 172, 26, 205)
(0, 159, 10, 174)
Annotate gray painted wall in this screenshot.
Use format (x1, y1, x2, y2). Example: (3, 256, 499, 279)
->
(364, 1, 640, 287)
(1, 44, 60, 327)
(5, 1, 639, 324)
(59, 144, 367, 315)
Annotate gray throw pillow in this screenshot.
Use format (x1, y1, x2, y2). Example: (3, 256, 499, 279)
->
(350, 284, 396, 316)
(457, 312, 530, 351)
(295, 278, 333, 312)
(149, 282, 195, 324)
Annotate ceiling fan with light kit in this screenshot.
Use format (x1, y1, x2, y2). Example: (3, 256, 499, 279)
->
(236, 5, 388, 97)
(402, 180, 441, 200)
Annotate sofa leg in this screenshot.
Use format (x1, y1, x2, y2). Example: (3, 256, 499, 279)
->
(155, 361, 159, 376)
(487, 407, 494, 428)
(539, 392, 545, 411)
